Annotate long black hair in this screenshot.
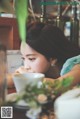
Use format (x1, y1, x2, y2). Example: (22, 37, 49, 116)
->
(26, 22, 80, 64)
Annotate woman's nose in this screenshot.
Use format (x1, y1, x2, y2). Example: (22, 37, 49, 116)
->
(26, 67, 31, 70)
(24, 62, 31, 70)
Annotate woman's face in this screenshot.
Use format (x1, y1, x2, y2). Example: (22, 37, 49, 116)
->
(20, 42, 51, 73)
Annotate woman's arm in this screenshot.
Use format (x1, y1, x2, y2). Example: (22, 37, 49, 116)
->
(45, 64, 80, 87)
(44, 64, 80, 96)
(58, 64, 80, 87)
(7, 64, 80, 88)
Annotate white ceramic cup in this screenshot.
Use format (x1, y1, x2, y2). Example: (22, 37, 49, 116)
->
(12, 73, 45, 92)
(54, 88, 80, 119)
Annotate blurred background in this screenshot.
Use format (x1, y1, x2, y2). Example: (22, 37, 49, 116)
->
(0, 0, 80, 49)
(0, 0, 80, 73)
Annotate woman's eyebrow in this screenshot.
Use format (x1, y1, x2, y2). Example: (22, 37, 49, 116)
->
(26, 54, 36, 57)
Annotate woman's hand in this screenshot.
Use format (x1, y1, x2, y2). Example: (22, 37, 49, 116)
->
(43, 77, 54, 83)
(15, 66, 35, 74)
(15, 66, 29, 74)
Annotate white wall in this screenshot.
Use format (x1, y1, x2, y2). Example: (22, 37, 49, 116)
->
(7, 50, 23, 73)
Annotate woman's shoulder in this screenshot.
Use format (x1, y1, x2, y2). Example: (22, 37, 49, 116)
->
(60, 55, 80, 76)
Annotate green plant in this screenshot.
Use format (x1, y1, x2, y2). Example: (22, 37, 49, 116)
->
(7, 76, 74, 108)
(6, 76, 75, 118)
(15, 0, 28, 42)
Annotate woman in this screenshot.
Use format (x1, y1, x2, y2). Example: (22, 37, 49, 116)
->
(9, 22, 80, 87)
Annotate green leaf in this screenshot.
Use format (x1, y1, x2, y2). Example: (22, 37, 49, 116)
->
(62, 77, 74, 87)
(53, 77, 74, 95)
(15, 0, 28, 42)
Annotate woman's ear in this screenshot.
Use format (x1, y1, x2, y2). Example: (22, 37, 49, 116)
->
(50, 58, 57, 67)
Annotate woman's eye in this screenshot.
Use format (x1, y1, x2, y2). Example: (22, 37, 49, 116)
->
(29, 58, 36, 61)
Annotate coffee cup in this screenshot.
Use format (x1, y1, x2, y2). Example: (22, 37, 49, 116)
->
(12, 73, 45, 92)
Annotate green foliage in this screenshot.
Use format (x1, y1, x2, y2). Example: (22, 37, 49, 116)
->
(62, 77, 74, 87)
(15, 0, 28, 42)
(6, 76, 76, 109)
(53, 77, 74, 95)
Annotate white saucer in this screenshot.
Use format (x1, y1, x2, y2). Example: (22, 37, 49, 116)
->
(6, 93, 29, 110)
